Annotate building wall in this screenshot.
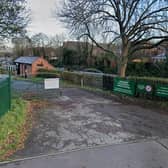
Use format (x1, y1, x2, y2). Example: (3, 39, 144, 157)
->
(32, 57, 55, 75)
(19, 64, 32, 77)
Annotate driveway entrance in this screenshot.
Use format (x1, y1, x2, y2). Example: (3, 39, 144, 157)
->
(12, 80, 168, 158)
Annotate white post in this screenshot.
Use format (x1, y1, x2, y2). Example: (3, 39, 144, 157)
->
(81, 78, 84, 88)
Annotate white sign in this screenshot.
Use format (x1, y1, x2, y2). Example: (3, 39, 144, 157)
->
(145, 85, 152, 92)
(44, 78, 59, 90)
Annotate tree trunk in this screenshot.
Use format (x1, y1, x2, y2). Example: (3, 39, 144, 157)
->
(119, 63, 127, 77)
(119, 44, 129, 78)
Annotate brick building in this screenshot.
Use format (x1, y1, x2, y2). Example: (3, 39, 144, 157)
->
(14, 56, 55, 76)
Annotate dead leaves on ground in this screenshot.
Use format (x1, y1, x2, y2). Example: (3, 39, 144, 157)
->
(0, 100, 46, 161)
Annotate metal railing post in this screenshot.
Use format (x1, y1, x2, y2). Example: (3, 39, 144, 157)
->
(8, 70, 11, 110)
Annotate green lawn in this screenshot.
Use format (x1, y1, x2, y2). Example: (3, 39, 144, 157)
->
(0, 99, 29, 161)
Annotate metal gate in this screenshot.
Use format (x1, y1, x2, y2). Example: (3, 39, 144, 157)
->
(12, 74, 62, 101)
(0, 75, 11, 116)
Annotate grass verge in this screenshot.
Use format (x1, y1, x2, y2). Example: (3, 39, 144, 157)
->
(13, 76, 44, 83)
(0, 99, 33, 161)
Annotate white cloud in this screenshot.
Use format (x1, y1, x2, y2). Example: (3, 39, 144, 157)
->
(26, 0, 67, 36)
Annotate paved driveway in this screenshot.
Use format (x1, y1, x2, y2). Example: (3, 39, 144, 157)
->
(12, 80, 168, 159)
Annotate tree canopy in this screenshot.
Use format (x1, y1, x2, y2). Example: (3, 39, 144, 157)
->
(59, 0, 168, 76)
(0, 0, 29, 39)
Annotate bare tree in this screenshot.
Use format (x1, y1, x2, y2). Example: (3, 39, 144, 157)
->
(12, 36, 33, 57)
(48, 34, 66, 48)
(31, 33, 49, 48)
(58, 0, 168, 77)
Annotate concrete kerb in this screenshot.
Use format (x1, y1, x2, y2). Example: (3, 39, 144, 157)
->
(156, 139, 168, 151)
(0, 136, 167, 166)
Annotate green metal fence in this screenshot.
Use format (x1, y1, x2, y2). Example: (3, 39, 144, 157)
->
(0, 76, 11, 117)
(59, 71, 168, 100)
(112, 77, 168, 99)
(113, 77, 136, 96)
(155, 84, 168, 98)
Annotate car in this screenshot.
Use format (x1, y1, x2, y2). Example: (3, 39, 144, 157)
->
(79, 68, 104, 76)
(82, 68, 103, 74)
(56, 67, 65, 71)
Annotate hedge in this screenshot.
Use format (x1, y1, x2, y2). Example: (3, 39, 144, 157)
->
(61, 71, 103, 89)
(128, 76, 168, 84)
(61, 71, 82, 85)
(36, 69, 60, 78)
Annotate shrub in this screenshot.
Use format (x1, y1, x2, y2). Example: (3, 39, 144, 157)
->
(61, 71, 83, 85)
(61, 71, 103, 89)
(126, 61, 168, 78)
(129, 76, 168, 85)
(36, 69, 60, 78)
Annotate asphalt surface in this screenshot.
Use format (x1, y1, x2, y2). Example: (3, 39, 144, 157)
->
(1, 139, 168, 168)
(11, 80, 168, 159)
(8, 79, 168, 168)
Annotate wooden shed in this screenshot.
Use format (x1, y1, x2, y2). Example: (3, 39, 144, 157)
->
(14, 56, 55, 76)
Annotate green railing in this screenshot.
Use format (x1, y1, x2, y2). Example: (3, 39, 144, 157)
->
(113, 77, 168, 99)
(0, 75, 11, 117)
(113, 77, 136, 96)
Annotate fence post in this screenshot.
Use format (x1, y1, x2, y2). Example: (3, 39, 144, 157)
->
(81, 78, 84, 88)
(8, 70, 11, 110)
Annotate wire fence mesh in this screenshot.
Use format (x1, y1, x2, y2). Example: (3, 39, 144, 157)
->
(0, 74, 11, 117)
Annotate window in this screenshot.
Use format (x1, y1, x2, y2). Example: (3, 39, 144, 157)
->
(37, 62, 44, 67)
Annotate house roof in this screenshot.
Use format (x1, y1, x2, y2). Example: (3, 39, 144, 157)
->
(152, 53, 167, 59)
(14, 56, 39, 64)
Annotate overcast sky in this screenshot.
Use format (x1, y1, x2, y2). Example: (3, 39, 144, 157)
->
(27, 0, 67, 37)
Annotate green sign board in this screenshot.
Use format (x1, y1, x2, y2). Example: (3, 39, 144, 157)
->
(137, 83, 153, 95)
(113, 78, 136, 96)
(156, 85, 168, 98)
